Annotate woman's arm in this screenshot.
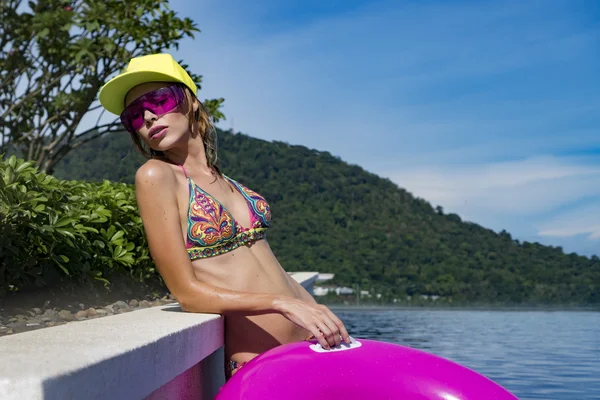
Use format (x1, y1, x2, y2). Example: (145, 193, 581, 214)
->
(135, 162, 349, 348)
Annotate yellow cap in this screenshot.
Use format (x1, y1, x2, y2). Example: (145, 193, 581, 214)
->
(98, 53, 197, 115)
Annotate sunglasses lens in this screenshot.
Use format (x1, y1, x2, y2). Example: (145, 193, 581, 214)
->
(121, 86, 184, 132)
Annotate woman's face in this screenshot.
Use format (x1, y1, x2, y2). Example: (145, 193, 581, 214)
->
(124, 82, 198, 152)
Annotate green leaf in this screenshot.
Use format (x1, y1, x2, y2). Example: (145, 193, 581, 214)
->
(113, 245, 124, 257)
(119, 254, 135, 264)
(56, 228, 75, 239)
(15, 161, 33, 173)
(74, 49, 87, 63)
(110, 230, 124, 242)
(106, 225, 116, 239)
(75, 224, 99, 234)
(94, 275, 110, 286)
(103, 42, 115, 53)
(8, 155, 17, 168)
(54, 216, 74, 228)
(37, 28, 50, 38)
(55, 261, 70, 276)
(3, 166, 15, 185)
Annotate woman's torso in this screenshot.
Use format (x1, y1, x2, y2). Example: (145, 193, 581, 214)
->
(167, 163, 311, 363)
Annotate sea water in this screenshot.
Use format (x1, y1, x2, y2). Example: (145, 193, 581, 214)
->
(333, 308, 600, 400)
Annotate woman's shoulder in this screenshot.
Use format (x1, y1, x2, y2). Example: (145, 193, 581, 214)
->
(135, 159, 178, 188)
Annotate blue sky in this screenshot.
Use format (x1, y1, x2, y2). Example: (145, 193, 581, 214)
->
(165, 0, 600, 257)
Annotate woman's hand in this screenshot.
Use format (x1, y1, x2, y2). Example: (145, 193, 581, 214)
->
(273, 296, 351, 350)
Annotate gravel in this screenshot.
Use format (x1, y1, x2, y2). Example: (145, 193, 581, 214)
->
(0, 294, 177, 336)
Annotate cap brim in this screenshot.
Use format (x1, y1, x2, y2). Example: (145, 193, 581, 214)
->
(99, 70, 186, 116)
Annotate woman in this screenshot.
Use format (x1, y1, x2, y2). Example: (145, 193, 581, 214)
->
(98, 53, 351, 379)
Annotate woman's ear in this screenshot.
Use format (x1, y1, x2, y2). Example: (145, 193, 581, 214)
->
(192, 99, 199, 113)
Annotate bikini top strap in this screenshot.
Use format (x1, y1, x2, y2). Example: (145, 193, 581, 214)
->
(178, 164, 189, 178)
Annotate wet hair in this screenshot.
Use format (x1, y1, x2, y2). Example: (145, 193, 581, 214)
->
(127, 83, 222, 176)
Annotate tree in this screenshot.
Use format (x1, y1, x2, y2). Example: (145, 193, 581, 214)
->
(43, 130, 600, 304)
(0, 0, 225, 173)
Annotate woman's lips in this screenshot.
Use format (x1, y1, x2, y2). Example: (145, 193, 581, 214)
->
(150, 127, 167, 140)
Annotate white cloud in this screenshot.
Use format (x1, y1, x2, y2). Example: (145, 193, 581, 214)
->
(389, 155, 600, 213)
(386, 155, 600, 255)
(538, 202, 600, 240)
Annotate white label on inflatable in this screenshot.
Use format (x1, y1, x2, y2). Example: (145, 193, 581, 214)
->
(309, 337, 362, 353)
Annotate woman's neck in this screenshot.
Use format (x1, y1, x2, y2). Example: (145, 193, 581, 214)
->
(162, 135, 213, 176)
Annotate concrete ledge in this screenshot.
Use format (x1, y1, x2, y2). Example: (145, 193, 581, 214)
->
(0, 305, 224, 400)
(0, 272, 319, 400)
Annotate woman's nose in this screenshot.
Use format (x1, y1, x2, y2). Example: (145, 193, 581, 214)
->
(143, 109, 158, 122)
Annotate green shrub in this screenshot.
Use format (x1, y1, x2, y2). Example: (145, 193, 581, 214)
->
(0, 155, 156, 296)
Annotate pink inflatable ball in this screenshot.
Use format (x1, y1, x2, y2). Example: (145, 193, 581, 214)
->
(216, 338, 519, 400)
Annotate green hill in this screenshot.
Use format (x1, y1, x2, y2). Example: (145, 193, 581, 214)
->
(53, 130, 600, 305)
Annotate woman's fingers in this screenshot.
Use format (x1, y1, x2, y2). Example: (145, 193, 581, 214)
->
(325, 309, 351, 343)
(315, 320, 337, 348)
(278, 297, 350, 349)
(317, 305, 350, 345)
(320, 317, 342, 347)
(311, 326, 331, 350)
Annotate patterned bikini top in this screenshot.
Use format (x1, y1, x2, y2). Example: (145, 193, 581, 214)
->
(179, 165, 271, 260)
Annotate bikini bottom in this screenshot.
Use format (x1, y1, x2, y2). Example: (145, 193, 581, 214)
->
(228, 334, 316, 376)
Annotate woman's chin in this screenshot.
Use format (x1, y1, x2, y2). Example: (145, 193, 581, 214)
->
(148, 139, 172, 152)
(145, 131, 186, 153)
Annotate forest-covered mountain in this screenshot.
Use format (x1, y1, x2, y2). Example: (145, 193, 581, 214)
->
(53, 130, 600, 304)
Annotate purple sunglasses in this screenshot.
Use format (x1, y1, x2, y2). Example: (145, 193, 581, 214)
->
(120, 85, 185, 133)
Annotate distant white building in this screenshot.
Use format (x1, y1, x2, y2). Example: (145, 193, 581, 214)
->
(313, 286, 354, 296)
(317, 273, 335, 282)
